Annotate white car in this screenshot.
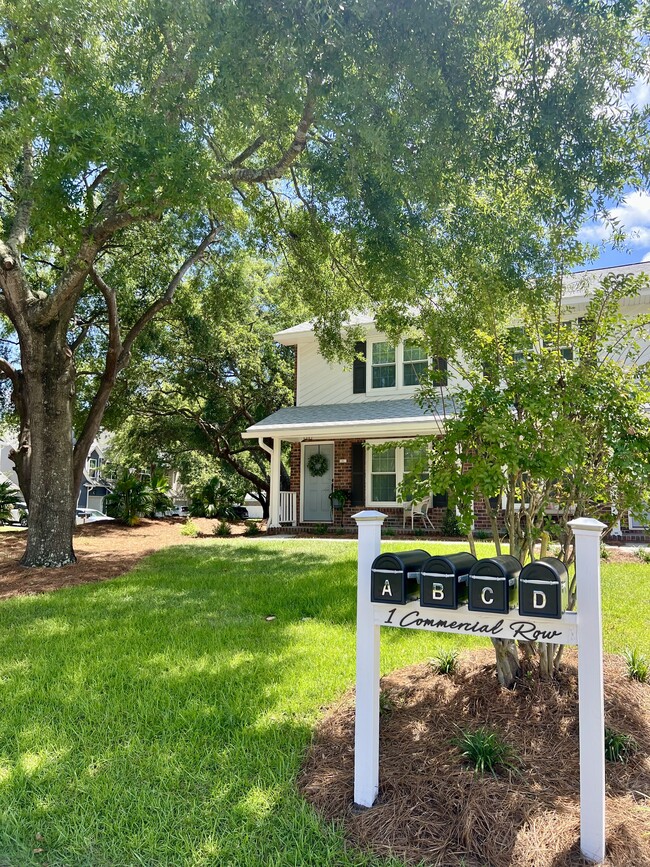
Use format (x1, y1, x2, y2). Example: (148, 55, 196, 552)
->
(166, 505, 190, 517)
(8, 503, 28, 527)
(75, 508, 114, 525)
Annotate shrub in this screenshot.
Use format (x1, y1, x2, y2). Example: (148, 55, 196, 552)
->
(441, 508, 461, 537)
(637, 547, 650, 564)
(453, 727, 518, 775)
(431, 648, 459, 676)
(180, 519, 199, 538)
(600, 542, 610, 561)
(623, 647, 649, 683)
(384, 527, 396, 537)
(604, 727, 637, 763)
(244, 521, 261, 537)
(474, 529, 490, 540)
(214, 520, 232, 537)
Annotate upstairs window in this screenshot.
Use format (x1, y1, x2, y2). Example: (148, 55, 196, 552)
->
(371, 342, 396, 388)
(403, 340, 429, 385)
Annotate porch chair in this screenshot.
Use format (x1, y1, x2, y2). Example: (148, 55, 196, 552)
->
(402, 495, 435, 531)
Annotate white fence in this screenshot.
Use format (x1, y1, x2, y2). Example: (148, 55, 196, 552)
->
(279, 491, 297, 525)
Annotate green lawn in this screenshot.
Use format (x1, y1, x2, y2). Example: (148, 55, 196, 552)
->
(0, 539, 646, 867)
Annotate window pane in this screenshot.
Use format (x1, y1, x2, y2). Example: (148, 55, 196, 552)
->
(372, 448, 395, 473)
(372, 342, 395, 364)
(403, 446, 426, 473)
(372, 364, 396, 388)
(372, 474, 396, 502)
(403, 340, 427, 362)
(404, 360, 428, 386)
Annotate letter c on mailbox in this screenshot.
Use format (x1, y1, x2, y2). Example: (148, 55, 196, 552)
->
(481, 586, 494, 605)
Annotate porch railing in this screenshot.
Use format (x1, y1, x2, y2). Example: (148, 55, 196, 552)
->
(279, 491, 297, 525)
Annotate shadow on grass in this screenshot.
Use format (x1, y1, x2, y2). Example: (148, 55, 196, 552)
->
(0, 542, 395, 867)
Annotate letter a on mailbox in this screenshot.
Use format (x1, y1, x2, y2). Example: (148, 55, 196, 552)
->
(382, 579, 392, 596)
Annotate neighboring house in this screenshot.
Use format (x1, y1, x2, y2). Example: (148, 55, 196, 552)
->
(243, 262, 650, 540)
(0, 437, 113, 513)
(76, 442, 112, 512)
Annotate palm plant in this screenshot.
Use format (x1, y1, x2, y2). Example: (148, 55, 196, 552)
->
(104, 472, 152, 526)
(0, 481, 22, 523)
(147, 471, 173, 517)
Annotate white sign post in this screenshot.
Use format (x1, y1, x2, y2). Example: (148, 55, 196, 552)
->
(353, 511, 607, 864)
(570, 516, 607, 864)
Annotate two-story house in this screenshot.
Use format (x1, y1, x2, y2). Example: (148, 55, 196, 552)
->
(242, 262, 650, 540)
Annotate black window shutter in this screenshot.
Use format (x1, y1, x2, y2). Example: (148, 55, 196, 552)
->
(351, 443, 366, 506)
(431, 492, 449, 508)
(352, 341, 366, 393)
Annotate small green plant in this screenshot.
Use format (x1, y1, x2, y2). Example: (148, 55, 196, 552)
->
(315, 523, 328, 535)
(441, 507, 461, 537)
(379, 690, 394, 716)
(637, 547, 650, 564)
(431, 647, 459, 676)
(453, 727, 518, 775)
(600, 542, 610, 561)
(474, 529, 490, 540)
(328, 489, 348, 510)
(623, 647, 649, 683)
(180, 518, 199, 538)
(243, 520, 261, 537)
(213, 520, 231, 537)
(604, 727, 637, 763)
(384, 526, 396, 537)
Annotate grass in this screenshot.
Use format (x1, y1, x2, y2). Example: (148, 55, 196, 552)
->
(0, 538, 646, 866)
(453, 726, 518, 775)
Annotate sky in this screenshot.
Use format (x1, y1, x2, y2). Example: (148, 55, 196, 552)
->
(578, 78, 650, 271)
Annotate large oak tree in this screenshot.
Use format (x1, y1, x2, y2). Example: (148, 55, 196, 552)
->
(0, 0, 647, 565)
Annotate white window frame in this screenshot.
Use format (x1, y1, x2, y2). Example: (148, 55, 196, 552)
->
(366, 442, 431, 507)
(367, 338, 446, 393)
(628, 510, 649, 530)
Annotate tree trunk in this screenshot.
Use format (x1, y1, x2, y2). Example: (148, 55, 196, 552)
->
(491, 638, 520, 688)
(20, 325, 77, 567)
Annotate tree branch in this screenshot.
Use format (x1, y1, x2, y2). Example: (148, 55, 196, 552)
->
(117, 225, 219, 368)
(227, 135, 266, 169)
(215, 77, 320, 183)
(7, 143, 34, 251)
(0, 358, 17, 386)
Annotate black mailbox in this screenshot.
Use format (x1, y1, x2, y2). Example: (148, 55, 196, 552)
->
(468, 555, 521, 614)
(371, 550, 430, 604)
(420, 552, 477, 609)
(518, 557, 568, 619)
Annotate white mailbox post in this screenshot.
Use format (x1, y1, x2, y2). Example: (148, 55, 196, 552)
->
(353, 510, 607, 865)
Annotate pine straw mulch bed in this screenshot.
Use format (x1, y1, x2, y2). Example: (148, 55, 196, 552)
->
(300, 649, 650, 867)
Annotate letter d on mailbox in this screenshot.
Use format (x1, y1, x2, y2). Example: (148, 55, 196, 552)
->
(468, 555, 521, 614)
(518, 557, 568, 619)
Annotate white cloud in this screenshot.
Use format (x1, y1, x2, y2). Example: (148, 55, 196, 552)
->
(578, 191, 650, 251)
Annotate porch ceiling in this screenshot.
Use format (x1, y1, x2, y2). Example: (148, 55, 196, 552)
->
(241, 398, 449, 442)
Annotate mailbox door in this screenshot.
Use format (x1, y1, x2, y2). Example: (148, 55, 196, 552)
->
(519, 578, 562, 618)
(372, 568, 405, 604)
(468, 576, 511, 614)
(420, 572, 468, 609)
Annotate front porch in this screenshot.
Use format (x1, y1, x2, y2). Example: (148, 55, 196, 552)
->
(241, 398, 448, 531)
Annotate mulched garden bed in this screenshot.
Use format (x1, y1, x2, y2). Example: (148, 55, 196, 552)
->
(300, 649, 650, 867)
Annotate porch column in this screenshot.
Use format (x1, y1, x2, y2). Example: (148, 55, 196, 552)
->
(268, 438, 282, 528)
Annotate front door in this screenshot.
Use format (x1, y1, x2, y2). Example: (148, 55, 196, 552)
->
(303, 444, 334, 522)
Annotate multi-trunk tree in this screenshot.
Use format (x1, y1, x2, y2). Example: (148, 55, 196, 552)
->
(0, 0, 647, 565)
(404, 271, 650, 684)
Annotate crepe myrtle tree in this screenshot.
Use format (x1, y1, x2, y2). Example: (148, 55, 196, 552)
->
(401, 272, 650, 685)
(1, 1, 647, 566)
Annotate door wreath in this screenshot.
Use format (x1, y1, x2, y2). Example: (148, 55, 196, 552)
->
(307, 452, 329, 477)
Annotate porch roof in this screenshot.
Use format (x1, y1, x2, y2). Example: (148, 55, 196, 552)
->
(242, 398, 450, 442)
